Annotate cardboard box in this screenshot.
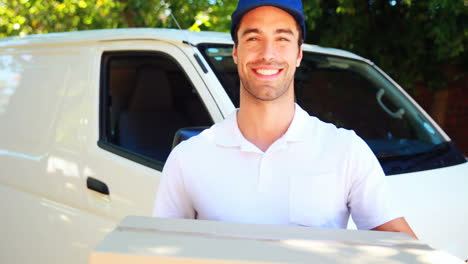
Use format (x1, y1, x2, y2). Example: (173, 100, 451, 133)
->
(89, 216, 463, 264)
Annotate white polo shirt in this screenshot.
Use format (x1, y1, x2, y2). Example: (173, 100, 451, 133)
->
(153, 104, 399, 230)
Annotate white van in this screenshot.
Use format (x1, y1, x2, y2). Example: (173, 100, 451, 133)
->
(0, 28, 466, 264)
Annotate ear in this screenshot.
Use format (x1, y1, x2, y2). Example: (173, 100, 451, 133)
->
(296, 46, 303, 67)
(232, 44, 238, 64)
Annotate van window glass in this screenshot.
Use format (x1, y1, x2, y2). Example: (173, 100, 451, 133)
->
(198, 44, 466, 175)
(100, 52, 213, 169)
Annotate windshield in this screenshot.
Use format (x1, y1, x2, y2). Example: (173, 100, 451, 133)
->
(198, 44, 466, 175)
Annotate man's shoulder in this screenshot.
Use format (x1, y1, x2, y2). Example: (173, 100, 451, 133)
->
(167, 119, 235, 170)
(304, 113, 357, 141)
(172, 114, 235, 154)
(304, 114, 375, 159)
(173, 124, 217, 152)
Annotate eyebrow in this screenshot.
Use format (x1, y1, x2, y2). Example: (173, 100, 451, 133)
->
(240, 28, 261, 37)
(240, 28, 295, 38)
(275, 28, 294, 36)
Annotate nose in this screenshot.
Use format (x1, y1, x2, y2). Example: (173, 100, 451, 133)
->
(258, 38, 276, 62)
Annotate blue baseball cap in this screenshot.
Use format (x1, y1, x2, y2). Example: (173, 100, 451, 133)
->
(231, 0, 306, 41)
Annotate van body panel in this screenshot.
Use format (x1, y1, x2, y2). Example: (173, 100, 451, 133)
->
(0, 184, 115, 264)
(0, 47, 70, 155)
(0, 43, 115, 264)
(386, 162, 468, 257)
(347, 161, 468, 258)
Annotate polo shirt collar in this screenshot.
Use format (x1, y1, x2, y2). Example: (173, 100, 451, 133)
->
(284, 103, 310, 142)
(214, 110, 243, 148)
(215, 103, 310, 151)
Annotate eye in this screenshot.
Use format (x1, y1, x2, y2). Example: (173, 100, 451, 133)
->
(247, 37, 258, 41)
(279, 37, 290, 41)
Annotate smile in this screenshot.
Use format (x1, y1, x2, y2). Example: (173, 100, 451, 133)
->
(254, 68, 282, 76)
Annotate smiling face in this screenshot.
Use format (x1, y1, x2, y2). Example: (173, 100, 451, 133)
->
(232, 6, 303, 102)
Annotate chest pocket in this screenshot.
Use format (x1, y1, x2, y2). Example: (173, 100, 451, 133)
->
(289, 172, 343, 227)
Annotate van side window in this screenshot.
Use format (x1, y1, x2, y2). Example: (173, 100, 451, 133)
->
(100, 52, 213, 170)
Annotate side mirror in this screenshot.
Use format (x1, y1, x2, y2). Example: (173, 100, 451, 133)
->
(172, 126, 209, 149)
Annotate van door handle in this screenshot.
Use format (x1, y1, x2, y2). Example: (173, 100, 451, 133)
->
(86, 177, 110, 195)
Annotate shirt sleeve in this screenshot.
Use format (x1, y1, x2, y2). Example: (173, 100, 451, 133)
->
(347, 132, 401, 230)
(152, 145, 196, 219)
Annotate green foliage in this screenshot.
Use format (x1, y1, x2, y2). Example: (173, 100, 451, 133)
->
(0, 0, 465, 92)
(307, 0, 467, 92)
(0, 0, 236, 37)
(0, 0, 122, 35)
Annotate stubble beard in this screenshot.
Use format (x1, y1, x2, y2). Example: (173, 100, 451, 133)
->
(240, 73, 295, 102)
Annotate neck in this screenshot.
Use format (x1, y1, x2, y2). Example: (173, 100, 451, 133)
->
(237, 90, 295, 152)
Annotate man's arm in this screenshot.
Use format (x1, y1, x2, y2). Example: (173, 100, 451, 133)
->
(372, 217, 418, 239)
(152, 146, 195, 219)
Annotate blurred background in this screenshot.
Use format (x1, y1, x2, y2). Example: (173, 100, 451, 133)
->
(1, 0, 466, 154)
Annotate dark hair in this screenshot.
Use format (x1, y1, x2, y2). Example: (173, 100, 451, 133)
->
(232, 20, 304, 47)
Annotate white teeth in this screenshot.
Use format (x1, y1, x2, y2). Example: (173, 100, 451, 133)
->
(255, 69, 279, 75)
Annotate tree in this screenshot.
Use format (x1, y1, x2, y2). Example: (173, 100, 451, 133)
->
(0, 0, 235, 37)
(1, 0, 466, 93)
(306, 0, 467, 93)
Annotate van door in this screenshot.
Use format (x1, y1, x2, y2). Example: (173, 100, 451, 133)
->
(0, 44, 110, 264)
(74, 40, 221, 264)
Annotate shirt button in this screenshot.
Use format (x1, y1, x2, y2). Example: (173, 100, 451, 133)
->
(257, 155, 273, 192)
